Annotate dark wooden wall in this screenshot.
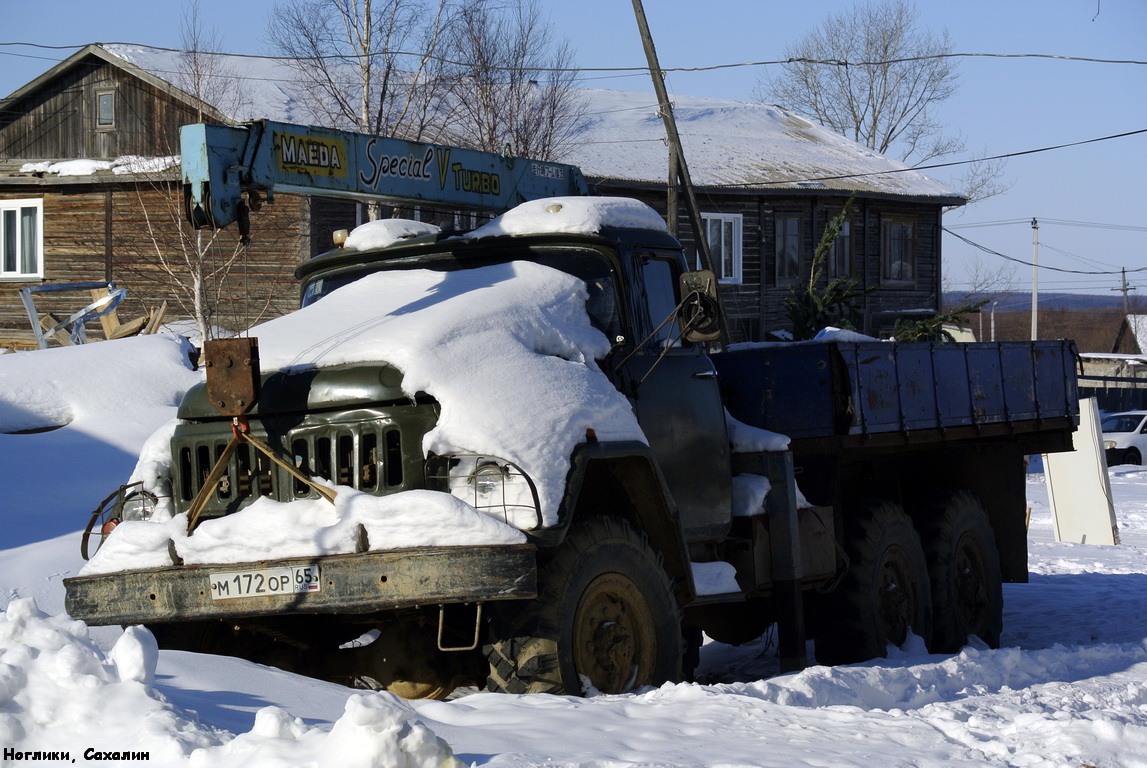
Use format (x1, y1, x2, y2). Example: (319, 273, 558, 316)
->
(0, 56, 199, 160)
(0, 182, 311, 346)
(593, 180, 943, 342)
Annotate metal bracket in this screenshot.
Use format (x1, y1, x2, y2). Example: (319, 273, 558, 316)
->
(437, 603, 483, 652)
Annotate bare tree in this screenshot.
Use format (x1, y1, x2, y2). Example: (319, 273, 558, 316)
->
(436, 0, 587, 161)
(176, 0, 245, 123)
(265, 0, 447, 139)
(942, 251, 1017, 310)
(758, 0, 1005, 204)
(113, 4, 295, 342)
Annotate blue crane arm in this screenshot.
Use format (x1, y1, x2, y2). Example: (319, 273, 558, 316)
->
(180, 120, 589, 229)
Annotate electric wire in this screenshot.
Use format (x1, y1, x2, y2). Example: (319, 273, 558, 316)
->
(943, 227, 1147, 276)
(1, 41, 1143, 72)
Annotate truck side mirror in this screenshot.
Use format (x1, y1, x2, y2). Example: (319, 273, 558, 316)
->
(678, 270, 722, 343)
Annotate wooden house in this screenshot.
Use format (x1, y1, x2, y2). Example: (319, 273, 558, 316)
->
(0, 43, 964, 347)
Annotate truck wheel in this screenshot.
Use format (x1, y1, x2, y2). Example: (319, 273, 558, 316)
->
(814, 501, 932, 665)
(918, 492, 1003, 653)
(1127, 448, 1142, 465)
(484, 516, 682, 695)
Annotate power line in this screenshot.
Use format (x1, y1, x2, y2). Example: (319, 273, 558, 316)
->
(2, 43, 1143, 191)
(949, 218, 1147, 232)
(943, 227, 1147, 275)
(709, 128, 1147, 188)
(0, 40, 1144, 74)
(1040, 218, 1147, 232)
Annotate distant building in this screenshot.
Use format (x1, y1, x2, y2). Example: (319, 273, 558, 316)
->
(1111, 314, 1147, 355)
(0, 44, 964, 346)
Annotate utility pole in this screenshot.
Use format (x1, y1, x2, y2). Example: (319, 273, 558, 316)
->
(631, 0, 709, 269)
(1030, 218, 1039, 341)
(1113, 267, 1135, 318)
(630, 0, 730, 348)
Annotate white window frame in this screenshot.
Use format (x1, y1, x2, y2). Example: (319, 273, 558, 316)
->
(0, 198, 44, 280)
(96, 89, 116, 130)
(699, 212, 743, 284)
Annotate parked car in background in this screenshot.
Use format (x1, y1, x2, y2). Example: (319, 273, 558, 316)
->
(1101, 411, 1147, 465)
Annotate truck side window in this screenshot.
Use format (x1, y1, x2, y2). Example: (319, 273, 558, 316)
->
(586, 274, 622, 342)
(640, 255, 684, 349)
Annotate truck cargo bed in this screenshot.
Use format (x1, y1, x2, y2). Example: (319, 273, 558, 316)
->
(715, 340, 1079, 448)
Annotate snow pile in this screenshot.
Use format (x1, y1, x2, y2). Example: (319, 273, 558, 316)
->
(0, 335, 198, 433)
(210, 695, 463, 768)
(343, 219, 441, 251)
(0, 598, 220, 761)
(253, 260, 644, 525)
(462, 196, 670, 239)
(82, 488, 524, 575)
(0, 336, 202, 549)
(725, 408, 789, 453)
(19, 155, 179, 176)
(0, 599, 462, 768)
(730, 473, 771, 517)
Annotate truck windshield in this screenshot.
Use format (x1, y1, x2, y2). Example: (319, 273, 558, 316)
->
(300, 248, 625, 341)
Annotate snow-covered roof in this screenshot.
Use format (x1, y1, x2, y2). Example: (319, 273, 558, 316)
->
(566, 88, 960, 200)
(84, 44, 960, 203)
(1123, 315, 1147, 353)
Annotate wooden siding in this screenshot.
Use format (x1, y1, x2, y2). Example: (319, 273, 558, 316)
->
(0, 56, 199, 160)
(0, 182, 310, 346)
(592, 179, 943, 342)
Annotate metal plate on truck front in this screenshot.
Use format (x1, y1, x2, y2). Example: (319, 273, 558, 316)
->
(209, 564, 320, 600)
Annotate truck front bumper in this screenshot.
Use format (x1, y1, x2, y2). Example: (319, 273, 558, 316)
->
(64, 544, 537, 626)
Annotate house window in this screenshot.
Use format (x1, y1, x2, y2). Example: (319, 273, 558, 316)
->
(0, 199, 43, 279)
(881, 217, 916, 285)
(776, 213, 801, 283)
(827, 220, 852, 278)
(96, 90, 115, 129)
(699, 212, 742, 283)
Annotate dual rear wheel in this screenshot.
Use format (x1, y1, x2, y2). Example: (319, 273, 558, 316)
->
(814, 493, 1003, 664)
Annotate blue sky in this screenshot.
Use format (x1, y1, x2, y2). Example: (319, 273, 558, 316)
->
(3, 0, 1145, 302)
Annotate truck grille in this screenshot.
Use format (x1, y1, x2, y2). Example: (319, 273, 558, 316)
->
(174, 425, 405, 516)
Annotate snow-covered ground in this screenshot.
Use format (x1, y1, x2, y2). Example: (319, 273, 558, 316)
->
(4, 335, 1147, 766)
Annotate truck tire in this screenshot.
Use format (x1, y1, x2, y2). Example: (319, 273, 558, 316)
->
(484, 516, 682, 695)
(918, 492, 1003, 653)
(814, 500, 933, 665)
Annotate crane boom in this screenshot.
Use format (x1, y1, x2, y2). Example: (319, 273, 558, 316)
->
(180, 120, 589, 229)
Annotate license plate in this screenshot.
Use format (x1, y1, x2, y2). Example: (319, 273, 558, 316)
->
(209, 564, 321, 600)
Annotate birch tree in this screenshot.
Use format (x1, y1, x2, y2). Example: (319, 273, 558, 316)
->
(758, 0, 1005, 203)
(437, 0, 586, 161)
(265, 0, 448, 139)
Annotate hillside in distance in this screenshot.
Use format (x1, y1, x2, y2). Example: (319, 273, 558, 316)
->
(945, 292, 1132, 312)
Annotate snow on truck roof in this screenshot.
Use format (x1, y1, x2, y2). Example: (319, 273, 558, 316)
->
(339, 197, 669, 253)
(461, 197, 671, 239)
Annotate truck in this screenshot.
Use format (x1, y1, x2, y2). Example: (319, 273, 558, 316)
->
(64, 120, 1080, 698)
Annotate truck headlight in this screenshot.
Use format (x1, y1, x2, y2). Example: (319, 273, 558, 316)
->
(120, 487, 160, 522)
(1104, 440, 1117, 450)
(426, 454, 541, 530)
